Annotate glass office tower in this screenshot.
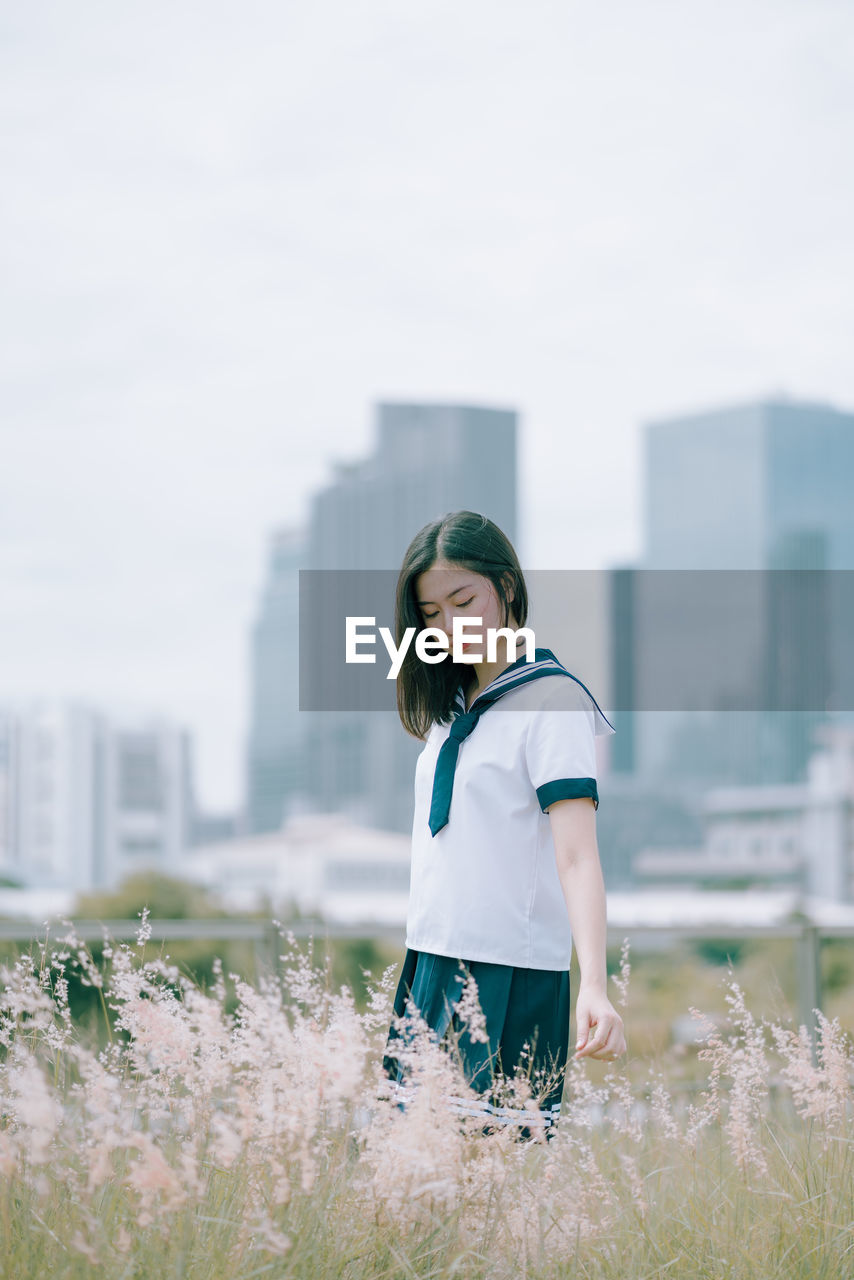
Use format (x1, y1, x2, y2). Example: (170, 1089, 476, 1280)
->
(246, 527, 305, 834)
(627, 396, 854, 785)
(305, 401, 518, 831)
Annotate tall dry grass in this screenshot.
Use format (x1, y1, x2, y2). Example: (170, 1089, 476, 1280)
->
(1, 915, 853, 1279)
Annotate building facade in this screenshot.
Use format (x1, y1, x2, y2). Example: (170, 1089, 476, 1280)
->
(616, 396, 854, 786)
(633, 722, 854, 901)
(245, 526, 305, 834)
(0, 701, 193, 892)
(304, 400, 518, 831)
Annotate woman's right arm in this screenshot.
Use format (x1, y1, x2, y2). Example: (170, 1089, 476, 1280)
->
(548, 797, 627, 1062)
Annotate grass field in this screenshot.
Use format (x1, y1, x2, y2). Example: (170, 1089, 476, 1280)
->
(1, 917, 853, 1279)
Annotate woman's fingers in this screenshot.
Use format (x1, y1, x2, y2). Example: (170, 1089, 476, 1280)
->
(593, 1020, 626, 1058)
(574, 1016, 626, 1059)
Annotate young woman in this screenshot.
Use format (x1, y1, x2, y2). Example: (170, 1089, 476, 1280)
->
(382, 510, 627, 1139)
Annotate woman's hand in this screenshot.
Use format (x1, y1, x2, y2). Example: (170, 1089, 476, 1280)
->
(573, 985, 627, 1061)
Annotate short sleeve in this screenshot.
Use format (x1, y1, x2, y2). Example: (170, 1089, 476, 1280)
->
(524, 680, 601, 812)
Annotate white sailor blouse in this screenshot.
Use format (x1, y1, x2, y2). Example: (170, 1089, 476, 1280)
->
(404, 648, 616, 970)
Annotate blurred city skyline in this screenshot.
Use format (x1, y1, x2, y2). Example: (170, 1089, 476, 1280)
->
(3, 1, 853, 810)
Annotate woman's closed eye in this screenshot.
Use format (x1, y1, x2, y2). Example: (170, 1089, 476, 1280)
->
(422, 597, 474, 620)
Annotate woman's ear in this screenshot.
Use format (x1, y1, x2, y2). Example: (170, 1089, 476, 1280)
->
(500, 573, 518, 629)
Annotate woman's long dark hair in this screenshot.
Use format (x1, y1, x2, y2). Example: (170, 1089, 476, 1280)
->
(395, 510, 529, 738)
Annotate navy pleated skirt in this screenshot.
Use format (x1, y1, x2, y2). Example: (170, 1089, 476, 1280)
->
(382, 947, 571, 1138)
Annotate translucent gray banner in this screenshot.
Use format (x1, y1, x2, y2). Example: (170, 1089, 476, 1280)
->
(298, 569, 854, 713)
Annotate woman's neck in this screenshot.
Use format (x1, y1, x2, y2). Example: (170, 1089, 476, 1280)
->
(462, 639, 526, 710)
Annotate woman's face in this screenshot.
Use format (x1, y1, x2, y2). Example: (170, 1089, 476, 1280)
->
(413, 558, 516, 659)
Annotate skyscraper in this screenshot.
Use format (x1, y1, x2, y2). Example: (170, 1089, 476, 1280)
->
(624, 396, 854, 785)
(644, 397, 854, 570)
(309, 402, 517, 570)
(305, 400, 518, 831)
(246, 527, 305, 834)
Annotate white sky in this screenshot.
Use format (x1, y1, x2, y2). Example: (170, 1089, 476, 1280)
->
(2, 0, 853, 811)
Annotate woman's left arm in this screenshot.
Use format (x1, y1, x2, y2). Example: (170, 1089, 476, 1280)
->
(548, 797, 627, 1062)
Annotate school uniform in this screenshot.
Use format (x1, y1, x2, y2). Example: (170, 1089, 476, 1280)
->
(383, 647, 616, 1138)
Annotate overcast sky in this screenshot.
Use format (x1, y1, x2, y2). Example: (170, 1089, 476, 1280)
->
(2, 0, 853, 812)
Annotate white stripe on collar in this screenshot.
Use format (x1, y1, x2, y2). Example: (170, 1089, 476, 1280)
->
(453, 647, 615, 732)
(456, 650, 568, 714)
